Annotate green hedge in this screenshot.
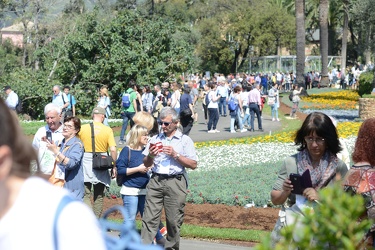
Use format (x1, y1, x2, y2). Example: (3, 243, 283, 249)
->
(358, 71, 374, 97)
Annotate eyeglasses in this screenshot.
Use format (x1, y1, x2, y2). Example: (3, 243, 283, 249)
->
(304, 136, 325, 145)
(158, 121, 172, 127)
(64, 124, 75, 130)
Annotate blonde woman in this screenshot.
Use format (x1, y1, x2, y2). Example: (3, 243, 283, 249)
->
(97, 86, 111, 126)
(116, 125, 165, 246)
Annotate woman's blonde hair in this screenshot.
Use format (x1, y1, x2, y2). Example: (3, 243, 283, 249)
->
(126, 124, 149, 148)
(132, 111, 155, 131)
(100, 86, 110, 97)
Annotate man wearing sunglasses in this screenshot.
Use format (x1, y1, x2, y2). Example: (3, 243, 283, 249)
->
(141, 107, 198, 249)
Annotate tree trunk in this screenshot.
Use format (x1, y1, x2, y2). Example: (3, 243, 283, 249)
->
(341, 1, 349, 80)
(295, 0, 306, 90)
(319, 0, 329, 87)
(364, 25, 372, 65)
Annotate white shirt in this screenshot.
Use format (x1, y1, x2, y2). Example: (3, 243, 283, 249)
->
(0, 177, 106, 250)
(32, 125, 64, 175)
(5, 91, 19, 110)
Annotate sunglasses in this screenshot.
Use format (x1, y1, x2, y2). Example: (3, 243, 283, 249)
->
(158, 121, 172, 126)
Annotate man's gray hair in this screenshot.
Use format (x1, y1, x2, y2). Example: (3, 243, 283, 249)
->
(253, 83, 260, 88)
(155, 85, 161, 91)
(53, 85, 61, 90)
(44, 103, 61, 115)
(159, 106, 179, 122)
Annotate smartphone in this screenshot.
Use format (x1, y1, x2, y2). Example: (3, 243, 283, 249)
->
(46, 131, 52, 143)
(289, 173, 303, 195)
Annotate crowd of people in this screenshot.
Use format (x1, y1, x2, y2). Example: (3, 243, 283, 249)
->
(1, 62, 375, 248)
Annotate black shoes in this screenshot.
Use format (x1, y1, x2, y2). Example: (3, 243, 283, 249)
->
(259, 129, 264, 132)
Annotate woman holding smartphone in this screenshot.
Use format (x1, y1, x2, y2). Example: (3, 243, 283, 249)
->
(270, 112, 348, 246)
(45, 117, 84, 200)
(116, 125, 165, 246)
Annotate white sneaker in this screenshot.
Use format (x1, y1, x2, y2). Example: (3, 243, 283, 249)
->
(208, 130, 215, 133)
(272, 118, 275, 121)
(214, 129, 220, 133)
(240, 128, 247, 133)
(276, 118, 280, 121)
(230, 130, 236, 133)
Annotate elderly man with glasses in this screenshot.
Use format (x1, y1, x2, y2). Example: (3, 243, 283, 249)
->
(141, 107, 198, 249)
(52, 85, 70, 122)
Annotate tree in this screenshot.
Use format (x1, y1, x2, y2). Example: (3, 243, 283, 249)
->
(36, 10, 195, 117)
(319, 0, 329, 87)
(295, 0, 306, 88)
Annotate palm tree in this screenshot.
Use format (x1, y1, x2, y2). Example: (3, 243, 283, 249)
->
(340, 0, 349, 78)
(295, 0, 306, 88)
(319, 0, 329, 87)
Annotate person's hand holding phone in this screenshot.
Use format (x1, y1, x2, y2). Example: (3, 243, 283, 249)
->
(149, 142, 162, 157)
(282, 178, 293, 194)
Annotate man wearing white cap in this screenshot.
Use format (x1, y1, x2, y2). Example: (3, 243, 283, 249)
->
(78, 107, 117, 217)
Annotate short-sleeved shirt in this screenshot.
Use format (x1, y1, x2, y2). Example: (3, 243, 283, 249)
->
(189, 88, 198, 104)
(65, 94, 77, 110)
(143, 130, 198, 175)
(52, 92, 69, 108)
(180, 93, 192, 111)
(123, 88, 137, 112)
(78, 122, 116, 152)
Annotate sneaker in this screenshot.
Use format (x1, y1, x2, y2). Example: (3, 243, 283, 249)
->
(159, 226, 167, 237)
(118, 140, 124, 145)
(240, 128, 247, 133)
(230, 130, 236, 133)
(272, 118, 275, 121)
(214, 129, 220, 133)
(208, 130, 216, 133)
(276, 118, 280, 121)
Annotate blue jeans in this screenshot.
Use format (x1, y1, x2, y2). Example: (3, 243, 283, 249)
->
(271, 104, 279, 119)
(218, 97, 227, 116)
(230, 109, 244, 131)
(122, 195, 163, 241)
(207, 108, 219, 130)
(242, 106, 250, 126)
(120, 111, 135, 141)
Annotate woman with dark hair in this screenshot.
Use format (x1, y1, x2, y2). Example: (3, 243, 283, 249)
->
(270, 112, 348, 245)
(343, 118, 375, 247)
(206, 82, 221, 133)
(45, 116, 84, 200)
(135, 84, 143, 112)
(0, 100, 105, 249)
(179, 87, 195, 135)
(142, 85, 154, 113)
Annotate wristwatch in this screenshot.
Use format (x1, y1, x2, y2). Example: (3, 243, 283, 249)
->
(174, 153, 180, 160)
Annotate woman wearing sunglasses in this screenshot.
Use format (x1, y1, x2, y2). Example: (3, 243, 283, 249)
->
(270, 112, 348, 246)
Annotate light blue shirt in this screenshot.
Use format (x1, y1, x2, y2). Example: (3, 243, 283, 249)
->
(217, 85, 229, 98)
(52, 92, 69, 108)
(143, 130, 198, 175)
(65, 94, 76, 110)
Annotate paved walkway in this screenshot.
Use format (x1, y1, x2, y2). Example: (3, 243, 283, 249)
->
(115, 103, 282, 145)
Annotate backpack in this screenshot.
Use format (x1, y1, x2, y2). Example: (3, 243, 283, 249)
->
(122, 92, 131, 108)
(228, 96, 238, 111)
(15, 99, 22, 114)
(289, 92, 293, 102)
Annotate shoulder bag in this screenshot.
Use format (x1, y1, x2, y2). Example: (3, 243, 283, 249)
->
(90, 123, 114, 170)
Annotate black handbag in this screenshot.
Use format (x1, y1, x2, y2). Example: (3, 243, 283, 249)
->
(90, 123, 114, 170)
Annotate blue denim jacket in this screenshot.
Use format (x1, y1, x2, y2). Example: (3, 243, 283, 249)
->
(58, 136, 84, 200)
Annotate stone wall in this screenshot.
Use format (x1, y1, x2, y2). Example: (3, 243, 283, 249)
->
(359, 98, 375, 120)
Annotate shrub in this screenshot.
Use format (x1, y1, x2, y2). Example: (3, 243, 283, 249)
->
(256, 183, 372, 249)
(358, 71, 374, 97)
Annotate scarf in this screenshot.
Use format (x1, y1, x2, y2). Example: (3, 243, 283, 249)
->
(296, 149, 339, 190)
